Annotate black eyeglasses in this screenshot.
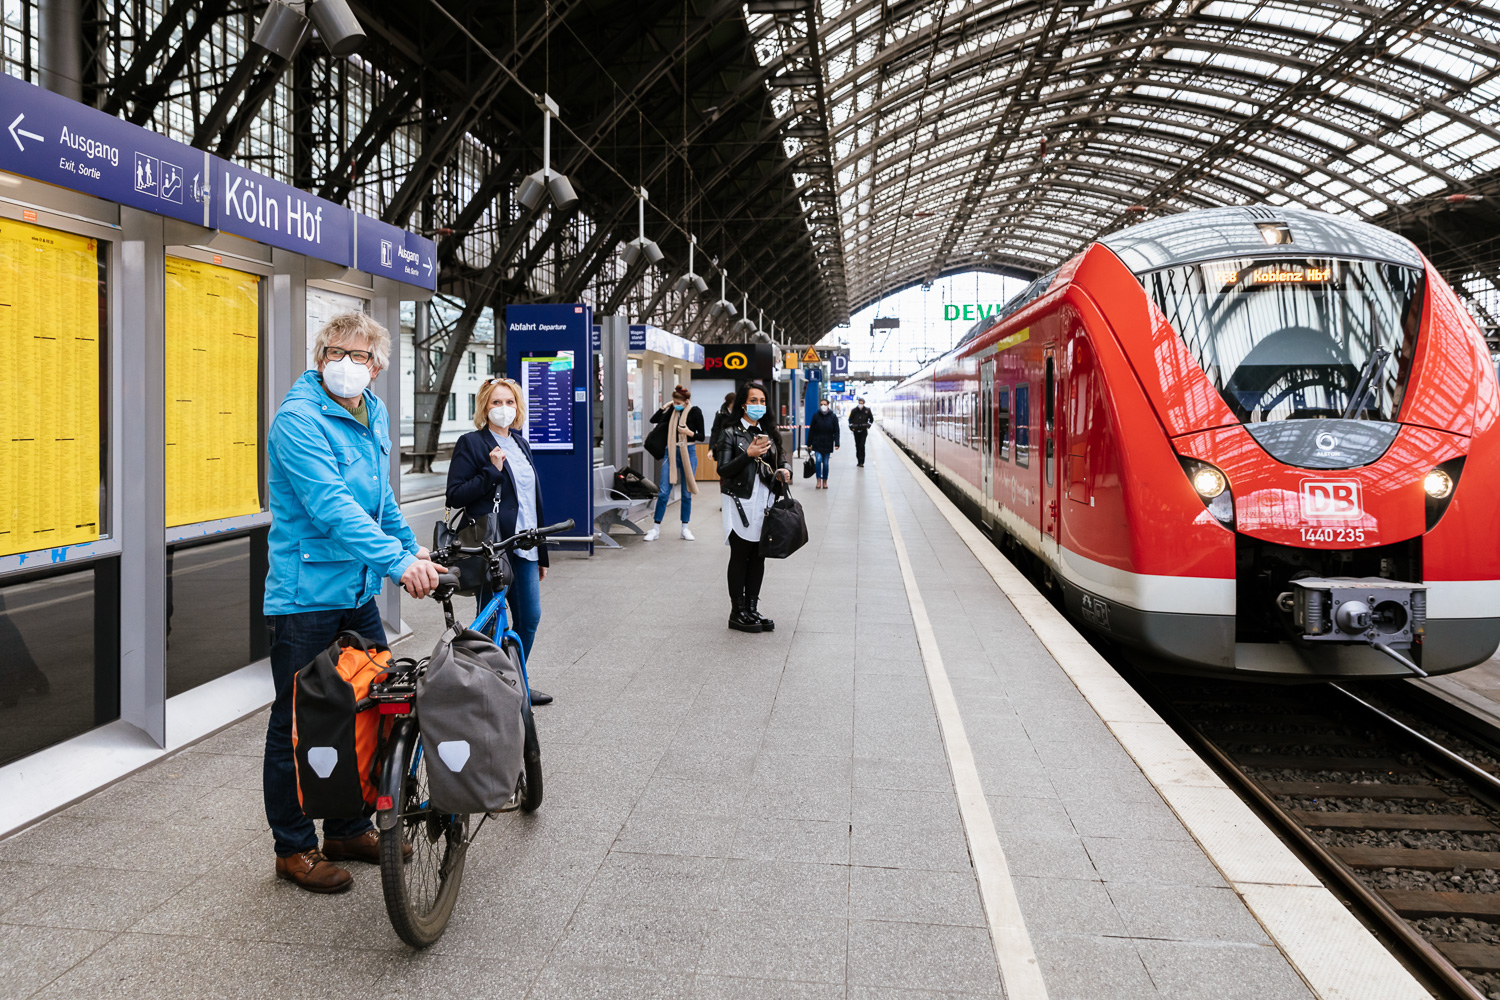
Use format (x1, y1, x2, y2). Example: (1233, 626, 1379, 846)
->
(324, 346, 373, 364)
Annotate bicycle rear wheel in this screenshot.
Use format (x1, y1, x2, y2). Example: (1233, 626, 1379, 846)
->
(502, 637, 544, 813)
(380, 722, 469, 948)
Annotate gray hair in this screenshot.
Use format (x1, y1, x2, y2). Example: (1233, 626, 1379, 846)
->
(313, 312, 390, 371)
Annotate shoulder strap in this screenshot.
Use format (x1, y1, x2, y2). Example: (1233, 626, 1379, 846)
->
(731, 495, 750, 527)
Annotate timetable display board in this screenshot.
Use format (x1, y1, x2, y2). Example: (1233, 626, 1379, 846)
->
(164, 257, 261, 527)
(521, 351, 576, 451)
(0, 218, 102, 556)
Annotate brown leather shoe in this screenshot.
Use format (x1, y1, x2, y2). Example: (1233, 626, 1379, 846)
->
(324, 829, 411, 863)
(274, 848, 352, 893)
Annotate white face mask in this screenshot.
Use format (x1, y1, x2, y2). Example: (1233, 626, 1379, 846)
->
(489, 405, 517, 428)
(322, 356, 371, 398)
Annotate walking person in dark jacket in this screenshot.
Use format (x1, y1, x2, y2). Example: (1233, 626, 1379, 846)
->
(446, 377, 553, 706)
(716, 381, 791, 632)
(807, 397, 841, 489)
(848, 397, 874, 467)
(708, 391, 737, 450)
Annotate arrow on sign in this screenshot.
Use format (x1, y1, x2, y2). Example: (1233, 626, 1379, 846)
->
(8, 113, 43, 151)
(423, 257, 432, 276)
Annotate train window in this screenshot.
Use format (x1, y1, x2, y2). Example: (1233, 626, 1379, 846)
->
(1145, 257, 1425, 423)
(971, 390, 979, 450)
(998, 387, 1011, 461)
(1045, 357, 1056, 487)
(1015, 383, 1030, 467)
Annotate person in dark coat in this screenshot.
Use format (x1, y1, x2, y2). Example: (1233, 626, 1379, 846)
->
(806, 397, 841, 489)
(445, 377, 553, 705)
(848, 397, 874, 467)
(708, 391, 737, 450)
(716, 381, 791, 632)
(644, 384, 704, 541)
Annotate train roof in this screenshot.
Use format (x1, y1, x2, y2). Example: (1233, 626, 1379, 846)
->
(1098, 205, 1423, 274)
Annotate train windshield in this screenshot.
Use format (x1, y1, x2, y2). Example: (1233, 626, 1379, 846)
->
(1145, 257, 1424, 423)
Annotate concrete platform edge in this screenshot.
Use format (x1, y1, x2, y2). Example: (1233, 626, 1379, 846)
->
(878, 430, 1430, 1000)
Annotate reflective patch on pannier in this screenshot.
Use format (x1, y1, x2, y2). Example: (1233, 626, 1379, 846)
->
(437, 741, 471, 772)
(307, 747, 338, 778)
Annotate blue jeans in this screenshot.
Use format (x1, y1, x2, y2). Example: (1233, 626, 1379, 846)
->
(476, 557, 541, 665)
(653, 449, 697, 524)
(263, 599, 384, 857)
(812, 450, 831, 480)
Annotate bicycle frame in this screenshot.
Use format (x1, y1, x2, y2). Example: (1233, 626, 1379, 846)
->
(468, 586, 533, 699)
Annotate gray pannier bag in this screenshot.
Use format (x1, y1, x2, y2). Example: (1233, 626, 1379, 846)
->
(415, 627, 526, 813)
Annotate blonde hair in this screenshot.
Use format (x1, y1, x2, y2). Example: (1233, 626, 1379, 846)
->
(474, 377, 526, 430)
(314, 312, 390, 371)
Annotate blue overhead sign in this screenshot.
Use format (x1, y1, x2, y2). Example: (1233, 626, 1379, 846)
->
(0, 73, 437, 290)
(628, 323, 704, 365)
(0, 71, 208, 225)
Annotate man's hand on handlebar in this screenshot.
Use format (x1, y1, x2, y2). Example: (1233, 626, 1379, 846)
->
(401, 558, 449, 599)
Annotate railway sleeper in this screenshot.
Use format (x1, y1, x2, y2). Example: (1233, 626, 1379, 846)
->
(1247, 754, 1419, 772)
(1294, 811, 1498, 832)
(1381, 889, 1500, 919)
(1433, 941, 1500, 973)
(1264, 780, 1450, 799)
(1335, 845, 1500, 870)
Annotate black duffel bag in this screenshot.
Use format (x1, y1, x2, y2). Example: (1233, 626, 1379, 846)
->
(433, 510, 513, 596)
(643, 419, 669, 460)
(613, 466, 658, 500)
(760, 482, 808, 559)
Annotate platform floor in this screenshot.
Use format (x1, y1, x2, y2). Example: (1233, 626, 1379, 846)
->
(0, 436, 1348, 998)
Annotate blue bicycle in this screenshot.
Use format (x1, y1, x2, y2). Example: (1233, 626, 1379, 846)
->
(367, 518, 572, 948)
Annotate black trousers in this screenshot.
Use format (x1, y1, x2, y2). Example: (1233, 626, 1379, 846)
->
(727, 531, 766, 605)
(853, 430, 869, 465)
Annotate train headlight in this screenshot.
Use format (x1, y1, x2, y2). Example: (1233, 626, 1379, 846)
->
(1423, 469, 1453, 499)
(1192, 467, 1228, 499)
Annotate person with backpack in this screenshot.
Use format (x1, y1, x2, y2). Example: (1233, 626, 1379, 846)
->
(848, 397, 874, 467)
(716, 381, 791, 632)
(263, 313, 443, 894)
(807, 396, 841, 489)
(643, 385, 704, 541)
(446, 377, 553, 706)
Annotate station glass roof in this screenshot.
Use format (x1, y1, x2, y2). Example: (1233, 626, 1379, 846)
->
(747, 0, 1500, 319)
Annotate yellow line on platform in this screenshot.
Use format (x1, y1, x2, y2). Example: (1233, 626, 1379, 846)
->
(874, 439, 1051, 1000)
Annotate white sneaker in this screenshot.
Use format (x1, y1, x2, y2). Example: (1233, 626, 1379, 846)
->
(644, 525, 660, 541)
(681, 526, 695, 541)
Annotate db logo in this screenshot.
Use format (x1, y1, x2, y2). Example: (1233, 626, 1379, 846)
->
(706, 351, 748, 371)
(1300, 479, 1362, 519)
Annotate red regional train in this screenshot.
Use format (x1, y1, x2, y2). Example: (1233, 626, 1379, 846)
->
(882, 206, 1500, 679)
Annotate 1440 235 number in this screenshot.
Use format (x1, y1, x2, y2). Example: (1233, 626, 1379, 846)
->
(1300, 526, 1367, 543)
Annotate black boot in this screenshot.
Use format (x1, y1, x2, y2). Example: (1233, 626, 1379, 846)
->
(728, 597, 762, 633)
(745, 597, 774, 632)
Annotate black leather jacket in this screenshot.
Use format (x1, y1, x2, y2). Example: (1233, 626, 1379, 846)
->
(715, 418, 788, 500)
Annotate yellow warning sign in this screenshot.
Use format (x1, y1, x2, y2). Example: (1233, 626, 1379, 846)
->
(165, 256, 262, 527)
(0, 218, 101, 557)
(801, 347, 821, 364)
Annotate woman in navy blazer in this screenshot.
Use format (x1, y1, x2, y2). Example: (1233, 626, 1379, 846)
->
(446, 377, 552, 704)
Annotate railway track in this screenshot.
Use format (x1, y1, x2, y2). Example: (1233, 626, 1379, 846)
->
(1141, 673, 1500, 1000)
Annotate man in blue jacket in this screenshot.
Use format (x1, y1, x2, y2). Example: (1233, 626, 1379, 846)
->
(262, 312, 443, 893)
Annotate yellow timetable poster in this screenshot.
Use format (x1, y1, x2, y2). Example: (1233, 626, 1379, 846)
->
(164, 257, 261, 527)
(0, 218, 101, 557)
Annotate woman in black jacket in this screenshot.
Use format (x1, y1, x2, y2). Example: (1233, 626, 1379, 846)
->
(715, 380, 791, 633)
(445, 377, 552, 705)
(806, 398, 841, 489)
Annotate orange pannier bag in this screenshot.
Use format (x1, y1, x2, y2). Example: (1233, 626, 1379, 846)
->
(291, 631, 392, 818)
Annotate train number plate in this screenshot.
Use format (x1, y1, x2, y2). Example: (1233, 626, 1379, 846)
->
(1300, 479, 1363, 519)
(1299, 526, 1367, 543)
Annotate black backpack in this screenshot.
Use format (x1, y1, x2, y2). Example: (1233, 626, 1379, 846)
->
(613, 467, 658, 500)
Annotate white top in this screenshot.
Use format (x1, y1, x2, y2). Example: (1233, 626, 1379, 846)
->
(491, 429, 539, 562)
(722, 418, 772, 544)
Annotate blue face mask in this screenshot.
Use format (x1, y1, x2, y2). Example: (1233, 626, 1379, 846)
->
(745, 404, 767, 421)
(673, 403, 684, 411)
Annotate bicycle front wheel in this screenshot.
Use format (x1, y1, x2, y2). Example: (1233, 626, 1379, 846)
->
(380, 722, 469, 948)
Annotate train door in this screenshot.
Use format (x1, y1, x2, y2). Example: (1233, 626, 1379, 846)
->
(980, 361, 995, 516)
(1042, 348, 1060, 557)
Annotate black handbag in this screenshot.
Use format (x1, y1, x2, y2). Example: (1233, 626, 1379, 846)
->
(760, 482, 808, 559)
(433, 510, 513, 596)
(644, 419, 668, 460)
(802, 455, 815, 479)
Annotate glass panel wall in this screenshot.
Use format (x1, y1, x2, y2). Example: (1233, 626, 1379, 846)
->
(0, 560, 119, 766)
(165, 527, 268, 698)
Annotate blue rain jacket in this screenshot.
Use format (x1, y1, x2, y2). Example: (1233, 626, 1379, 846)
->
(264, 370, 419, 615)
